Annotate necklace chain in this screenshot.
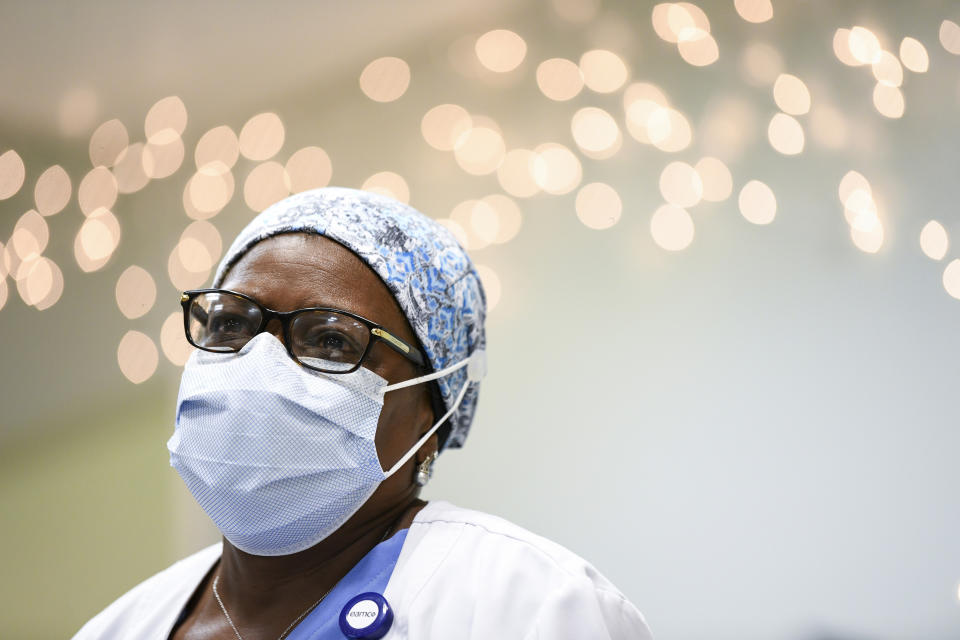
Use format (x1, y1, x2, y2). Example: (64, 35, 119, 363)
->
(210, 524, 396, 640)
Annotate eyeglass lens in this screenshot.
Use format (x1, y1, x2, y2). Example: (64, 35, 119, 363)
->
(187, 291, 372, 372)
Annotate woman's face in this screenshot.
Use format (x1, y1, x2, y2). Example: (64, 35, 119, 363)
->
(219, 232, 436, 524)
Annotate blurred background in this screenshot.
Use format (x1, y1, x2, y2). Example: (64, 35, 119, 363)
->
(1, 0, 959, 638)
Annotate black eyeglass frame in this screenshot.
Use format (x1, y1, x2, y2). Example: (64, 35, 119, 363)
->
(180, 288, 427, 374)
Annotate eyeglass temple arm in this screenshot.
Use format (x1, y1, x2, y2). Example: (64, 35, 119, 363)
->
(371, 328, 426, 367)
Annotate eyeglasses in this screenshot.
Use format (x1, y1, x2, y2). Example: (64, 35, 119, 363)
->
(180, 289, 427, 374)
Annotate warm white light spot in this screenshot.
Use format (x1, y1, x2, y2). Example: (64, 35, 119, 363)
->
(773, 74, 811, 115)
(944, 260, 960, 299)
(118, 330, 159, 384)
(579, 49, 628, 93)
(650, 204, 694, 251)
(181, 220, 222, 268)
(161, 311, 195, 366)
(359, 57, 411, 102)
(34, 166, 72, 216)
(741, 42, 783, 86)
(850, 223, 884, 254)
(284, 146, 332, 193)
(532, 143, 582, 195)
(576, 182, 622, 230)
(833, 29, 861, 66)
(0, 150, 26, 200)
(475, 264, 501, 311)
(475, 30, 527, 73)
(482, 194, 523, 243)
(239, 113, 285, 161)
(58, 88, 99, 137)
(454, 127, 505, 175)
(570, 107, 621, 159)
(839, 171, 871, 205)
(694, 157, 733, 202)
(89, 119, 129, 167)
(168, 242, 211, 291)
(195, 126, 240, 171)
(0, 277, 7, 311)
(550, 0, 600, 23)
(872, 51, 903, 87)
(244, 161, 289, 212)
(849, 26, 882, 64)
(145, 96, 187, 144)
(651, 3, 707, 44)
(920, 221, 949, 260)
(16, 256, 61, 309)
(648, 107, 692, 152)
(843, 189, 879, 232)
(734, 0, 773, 23)
(113, 143, 150, 194)
(872, 84, 905, 118)
(421, 104, 473, 152)
(623, 82, 669, 110)
(768, 113, 805, 155)
(115, 265, 156, 319)
(940, 20, 960, 55)
(536, 58, 584, 101)
(677, 28, 719, 67)
(809, 104, 848, 150)
(659, 162, 703, 208)
(497, 149, 540, 198)
(78, 167, 118, 216)
(185, 164, 234, 220)
(625, 100, 663, 145)
(361, 171, 410, 203)
(75, 208, 120, 272)
(12, 210, 48, 259)
(899, 37, 929, 73)
(142, 135, 185, 179)
(738, 180, 777, 224)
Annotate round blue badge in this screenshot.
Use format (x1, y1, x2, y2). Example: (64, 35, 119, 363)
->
(338, 592, 393, 639)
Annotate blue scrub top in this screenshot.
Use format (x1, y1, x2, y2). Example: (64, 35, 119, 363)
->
(285, 529, 408, 640)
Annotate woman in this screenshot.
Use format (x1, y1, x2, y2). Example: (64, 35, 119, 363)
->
(73, 188, 652, 639)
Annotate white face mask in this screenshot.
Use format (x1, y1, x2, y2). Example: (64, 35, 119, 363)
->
(167, 332, 485, 556)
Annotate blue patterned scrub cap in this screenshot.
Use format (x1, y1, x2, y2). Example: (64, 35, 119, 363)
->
(212, 187, 486, 451)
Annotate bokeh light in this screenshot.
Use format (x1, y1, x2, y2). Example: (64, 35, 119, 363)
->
(659, 161, 703, 208)
(34, 165, 72, 216)
(422, 104, 473, 151)
(694, 156, 733, 202)
(117, 330, 159, 384)
(475, 30, 526, 73)
(142, 136, 185, 179)
(78, 166, 118, 215)
(773, 74, 811, 115)
(244, 161, 289, 212)
(0, 150, 26, 200)
(849, 26, 882, 65)
(650, 204, 694, 251)
(872, 84, 905, 118)
(677, 29, 719, 67)
(180, 220, 222, 269)
(579, 49, 628, 93)
(497, 149, 540, 198)
(239, 112, 285, 161)
(284, 146, 332, 194)
(112, 143, 150, 194)
(89, 119, 129, 167)
(359, 57, 411, 102)
(0, 277, 8, 312)
(16, 256, 63, 310)
(919, 221, 948, 260)
(940, 20, 960, 55)
(115, 265, 157, 319)
(734, 0, 773, 23)
(648, 107, 692, 152)
(536, 58, 584, 101)
(168, 239, 210, 291)
(872, 51, 903, 87)
(576, 182, 622, 230)
(738, 180, 777, 224)
(161, 311, 194, 366)
(850, 222, 884, 253)
(195, 125, 240, 171)
(899, 37, 929, 72)
(144, 96, 187, 144)
(652, 3, 710, 44)
(12, 210, 49, 259)
(532, 143, 582, 194)
(571, 107, 621, 159)
(361, 171, 410, 203)
(454, 127, 505, 175)
(75, 208, 120, 272)
(768, 113, 805, 155)
(185, 164, 235, 219)
(943, 260, 960, 299)
(833, 28, 860, 67)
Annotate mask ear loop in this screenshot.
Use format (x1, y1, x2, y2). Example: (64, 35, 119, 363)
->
(382, 350, 486, 478)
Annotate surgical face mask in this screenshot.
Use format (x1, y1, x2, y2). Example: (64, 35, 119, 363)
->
(167, 332, 485, 556)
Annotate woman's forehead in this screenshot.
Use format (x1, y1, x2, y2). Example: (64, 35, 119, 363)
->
(221, 233, 411, 334)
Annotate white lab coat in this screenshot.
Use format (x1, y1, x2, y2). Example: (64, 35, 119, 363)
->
(72, 501, 653, 639)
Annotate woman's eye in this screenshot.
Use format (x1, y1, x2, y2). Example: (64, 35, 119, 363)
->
(210, 314, 251, 336)
(305, 331, 359, 354)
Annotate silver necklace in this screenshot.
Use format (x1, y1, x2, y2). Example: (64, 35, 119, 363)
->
(211, 525, 396, 640)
